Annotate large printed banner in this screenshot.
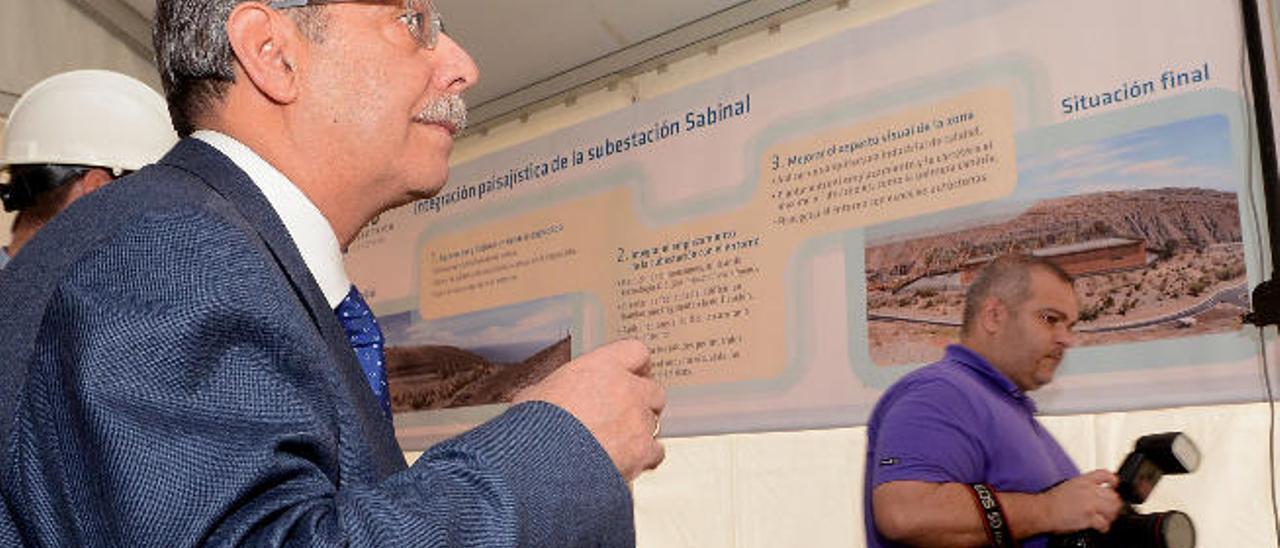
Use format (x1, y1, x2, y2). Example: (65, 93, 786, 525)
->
(346, 0, 1270, 447)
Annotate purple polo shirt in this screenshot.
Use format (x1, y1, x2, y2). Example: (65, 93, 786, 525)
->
(863, 344, 1079, 548)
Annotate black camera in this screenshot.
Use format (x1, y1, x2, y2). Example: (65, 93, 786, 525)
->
(1050, 432, 1200, 548)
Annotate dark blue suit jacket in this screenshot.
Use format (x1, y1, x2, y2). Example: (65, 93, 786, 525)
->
(0, 139, 633, 546)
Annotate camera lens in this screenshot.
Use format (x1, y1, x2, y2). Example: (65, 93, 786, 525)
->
(1159, 511, 1195, 548)
(1110, 510, 1196, 548)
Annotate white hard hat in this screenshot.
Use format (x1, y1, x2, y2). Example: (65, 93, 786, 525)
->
(1, 70, 177, 172)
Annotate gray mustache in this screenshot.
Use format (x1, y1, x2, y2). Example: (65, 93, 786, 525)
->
(413, 95, 468, 134)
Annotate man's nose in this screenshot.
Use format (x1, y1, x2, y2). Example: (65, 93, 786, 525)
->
(433, 33, 479, 95)
(1059, 327, 1076, 348)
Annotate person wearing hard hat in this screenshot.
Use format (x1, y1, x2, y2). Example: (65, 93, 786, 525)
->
(0, 69, 177, 267)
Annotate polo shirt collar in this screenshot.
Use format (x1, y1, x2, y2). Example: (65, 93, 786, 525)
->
(945, 344, 1037, 413)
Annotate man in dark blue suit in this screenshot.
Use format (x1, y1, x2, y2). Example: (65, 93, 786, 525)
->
(0, 0, 666, 546)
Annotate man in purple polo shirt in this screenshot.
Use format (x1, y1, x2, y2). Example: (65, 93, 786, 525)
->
(864, 254, 1123, 547)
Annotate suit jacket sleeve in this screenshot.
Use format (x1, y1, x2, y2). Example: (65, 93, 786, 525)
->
(8, 204, 632, 547)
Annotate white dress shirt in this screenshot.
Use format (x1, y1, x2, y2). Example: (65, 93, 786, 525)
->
(193, 130, 351, 308)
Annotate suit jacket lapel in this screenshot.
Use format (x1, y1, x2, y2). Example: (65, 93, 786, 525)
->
(159, 139, 405, 476)
(161, 140, 338, 330)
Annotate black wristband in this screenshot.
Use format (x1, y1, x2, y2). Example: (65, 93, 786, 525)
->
(968, 483, 1016, 547)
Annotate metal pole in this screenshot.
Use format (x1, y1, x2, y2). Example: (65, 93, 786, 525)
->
(1240, 0, 1280, 325)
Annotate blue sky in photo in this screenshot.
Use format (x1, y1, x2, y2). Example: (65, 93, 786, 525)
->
(1015, 114, 1235, 201)
(867, 114, 1236, 242)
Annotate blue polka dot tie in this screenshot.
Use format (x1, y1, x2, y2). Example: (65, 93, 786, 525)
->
(335, 285, 390, 419)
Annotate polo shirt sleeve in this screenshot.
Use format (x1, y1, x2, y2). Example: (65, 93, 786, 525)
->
(868, 378, 985, 487)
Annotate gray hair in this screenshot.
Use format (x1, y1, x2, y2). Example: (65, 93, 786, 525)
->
(153, 0, 327, 137)
(960, 253, 1073, 336)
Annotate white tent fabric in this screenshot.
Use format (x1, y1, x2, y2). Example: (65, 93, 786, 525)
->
(0, 0, 158, 116)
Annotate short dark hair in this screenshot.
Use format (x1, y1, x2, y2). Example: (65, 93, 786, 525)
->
(960, 254, 1073, 336)
(152, 0, 328, 137)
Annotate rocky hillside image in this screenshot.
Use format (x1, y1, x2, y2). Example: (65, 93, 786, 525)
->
(867, 188, 1240, 290)
(386, 336, 572, 412)
(865, 188, 1248, 366)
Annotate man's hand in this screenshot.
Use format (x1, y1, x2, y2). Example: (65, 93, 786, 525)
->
(1039, 469, 1124, 533)
(514, 339, 666, 481)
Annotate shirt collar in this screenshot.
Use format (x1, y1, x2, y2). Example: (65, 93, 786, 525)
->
(192, 130, 351, 308)
(945, 344, 1037, 412)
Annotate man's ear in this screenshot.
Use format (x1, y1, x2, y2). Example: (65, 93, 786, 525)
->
(226, 3, 302, 104)
(978, 297, 1007, 337)
(60, 168, 113, 208)
(77, 169, 113, 194)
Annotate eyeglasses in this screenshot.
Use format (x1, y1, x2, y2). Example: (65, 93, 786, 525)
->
(267, 0, 443, 50)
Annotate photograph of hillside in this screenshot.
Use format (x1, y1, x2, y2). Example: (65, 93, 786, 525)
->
(864, 115, 1249, 367)
(386, 335, 571, 411)
(379, 295, 577, 412)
